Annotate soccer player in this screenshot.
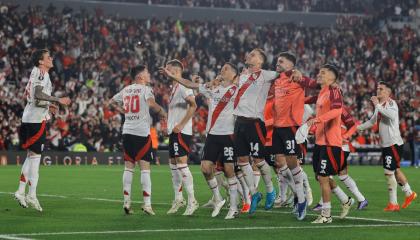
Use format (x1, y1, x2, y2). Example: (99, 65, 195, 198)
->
(162, 60, 199, 215)
(109, 65, 167, 216)
(14, 49, 71, 212)
(357, 81, 417, 211)
(161, 62, 240, 219)
(271, 52, 317, 220)
(233, 48, 279, 214)
(309, 100, 367, 217)
(306, 64, 344, 224)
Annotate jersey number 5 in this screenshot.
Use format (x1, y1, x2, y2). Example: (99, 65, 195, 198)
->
(123, 95, 140, 113)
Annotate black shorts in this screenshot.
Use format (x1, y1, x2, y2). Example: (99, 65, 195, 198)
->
(272, 127, 301, 156)
(382, 144, 403, 171)
(202, 134, 235, 164)
(316, 145, 345, 176)
(169, 133, 192, 158)
(234, 118, 267, 159)
(312, 144, 321, 174)
(20, 121, 47, 155)
(265, 146, 276, 167)
(342, 150, 350, 170)
(298, 141, 308, 164)
(122, 134, 154, 163)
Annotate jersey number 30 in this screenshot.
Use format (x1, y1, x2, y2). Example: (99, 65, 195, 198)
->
(124, 95, 140, 113)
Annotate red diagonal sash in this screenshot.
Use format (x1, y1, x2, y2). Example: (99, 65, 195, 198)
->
(234, 70, 261, 109)
(209, 85, 237, 132)
(169, 84, 179, 104)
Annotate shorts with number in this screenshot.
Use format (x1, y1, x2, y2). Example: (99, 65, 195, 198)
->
(272, 127, 301, 156)
(202, 134, 235, 164)
(265, 146, 276, 167)
(316, 145, 345, 176)
(20, 121, 47, 155)
(169, 133, 192, 158)
(381, 144, 402, 171)
(234, 118, 267, 159)
(123, 134, 154, 162)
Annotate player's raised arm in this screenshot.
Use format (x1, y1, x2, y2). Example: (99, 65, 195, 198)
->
(357, 109, 377, 131)
(159, 66, 199, 90)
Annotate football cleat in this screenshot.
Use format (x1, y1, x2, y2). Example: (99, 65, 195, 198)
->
(26, 195, 43, 212)
(249, 192, 262, 214)
(142, 205, 156, 216)
(211, 199, 226, 217)
(14, 191, 28, 208)
(225, 209, 239, 220)
(357, 199, 368, 210)
(183, 200, 199, 216)
(311, 215, 332, 224)
(402, 192, 417, 209)
(167, 199, 186, 214)
(123, 200, 134, 215)
(340, 197, 354, 219)
(384, 203, 400, 212)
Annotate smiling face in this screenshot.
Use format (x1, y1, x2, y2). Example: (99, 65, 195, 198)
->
(316, 68, 336, 86)
(276, 56, 294, 73)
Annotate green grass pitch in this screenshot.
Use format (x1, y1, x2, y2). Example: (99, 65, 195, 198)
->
(0, 165, 419, 239)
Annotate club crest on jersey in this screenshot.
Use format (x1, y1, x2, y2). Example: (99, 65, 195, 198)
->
(229, 88, 235, 95)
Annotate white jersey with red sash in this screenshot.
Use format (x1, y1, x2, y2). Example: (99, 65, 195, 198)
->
(199, 84, 237, 135)
(167, 83, 194, 135)
(233, 69, 277, 121)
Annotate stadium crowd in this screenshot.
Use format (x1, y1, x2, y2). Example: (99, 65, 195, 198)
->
(103, 0, 419, 16)
(0, 3, 419, 155)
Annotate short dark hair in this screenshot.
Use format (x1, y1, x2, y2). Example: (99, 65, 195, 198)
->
(253, 48, 267, 64)
(378, 81, 393, 92)
(224, 62, 239, 78)
(166, 59, 184, 71)
(32, 49, 49, 67)
(278, 52, 296, 66)
(322, 63, 339, 80)
(130, 65, 147, 79)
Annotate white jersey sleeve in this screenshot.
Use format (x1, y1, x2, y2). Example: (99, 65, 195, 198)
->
(198, 84, 212, 99)
(144, 86, 155, 101)
(111, 90, 123, 104)
(261, 70, 278, 83)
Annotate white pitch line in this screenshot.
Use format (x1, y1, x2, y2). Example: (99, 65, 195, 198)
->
(0, 192, 67, 199)
(0, 235, 36, 240)
(3, 192, 419, 225)
(262, 210, 420, 225)
(4, 223, 420, 237)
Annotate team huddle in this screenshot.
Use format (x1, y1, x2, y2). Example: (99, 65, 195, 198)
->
(14, 48, 417, 223)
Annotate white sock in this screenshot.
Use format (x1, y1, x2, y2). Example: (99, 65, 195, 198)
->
(238, 162, 257, 195)
(302, 169, 311, 193)
(170, 163, 183, 201)
(27, 155, 41, 197)
(17, 157, 31, 194)
(332, 186, 349, 204)
(123, 167, 134, 202)
(291, 167, 305, 203)
(278, 173, 288, 202)
(141, 170, 152, 206)
(386, 173, 398, 204)
(279, 165, 296, 194)
(228, 177, 238, 211)
(236, 174, 244, 199)
(318, 196, 323, 205)
(401, 183, 413, 197)
(178, 163, 196, 204)
(339, 175, 365, 202)
(256, 161, 274, 193)
(237, 173, 251, 204)
(321, 201, 331, 217)
(207, 177, 222, 202)
(253, 170, 261, 189)
(215, 171, 229, 194)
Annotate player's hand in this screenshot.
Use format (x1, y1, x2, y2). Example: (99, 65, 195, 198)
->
(59, 97, 71, 106)
(306, 118, 320, 127)
(49, 103, 59, 115)
(290, 69, 302, 82)
(192, 75, 201, 84)
(240, 68, 249, 75)
(159, 111, 167, 120)
(159, 67, 176, 80)
(172, 123, 184, 133)
(371, 96, 379, 106)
